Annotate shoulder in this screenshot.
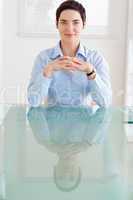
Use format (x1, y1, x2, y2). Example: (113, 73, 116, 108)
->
(84, 46, 108, 68)
(36, 46, 56, 62)
(83, 46, 105, 61)
(32, 46, 56, 71)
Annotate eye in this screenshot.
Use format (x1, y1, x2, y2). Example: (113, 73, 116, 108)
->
(73, 21, 80, 25)
(59, 21, 67, 25)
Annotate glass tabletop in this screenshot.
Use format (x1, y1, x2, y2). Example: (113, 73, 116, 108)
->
(0, 104, 133, 200)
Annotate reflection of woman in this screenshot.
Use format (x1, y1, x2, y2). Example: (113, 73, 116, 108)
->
(28, 106, 109, 145)
(27, 0, 112, 108)
(27, 106, 110, 192)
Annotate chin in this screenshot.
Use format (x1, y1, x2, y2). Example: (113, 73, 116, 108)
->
(64, 36, 78, 40)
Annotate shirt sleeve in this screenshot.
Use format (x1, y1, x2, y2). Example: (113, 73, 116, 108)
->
(27, 53, 52, 107)
(87, 51, 112, 107)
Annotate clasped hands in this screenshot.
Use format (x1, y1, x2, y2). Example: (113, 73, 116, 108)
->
(43, 56, 94, 78)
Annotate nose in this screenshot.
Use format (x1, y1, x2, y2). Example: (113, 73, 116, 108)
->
(66, 23, 74, 33)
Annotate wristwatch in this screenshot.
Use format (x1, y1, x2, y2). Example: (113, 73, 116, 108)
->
(86, 69, 96, 80)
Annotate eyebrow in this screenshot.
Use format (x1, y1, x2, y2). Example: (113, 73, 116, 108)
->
(59, 19, 80, 22)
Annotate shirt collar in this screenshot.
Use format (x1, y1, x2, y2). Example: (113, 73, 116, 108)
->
(50, 41, 63, 60)
(50, 41, 86, 60)
(76, 43, 86, 59)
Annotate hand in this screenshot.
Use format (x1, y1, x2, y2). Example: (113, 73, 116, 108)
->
(43, 56, 78, 77)
(43, 56, 94, 77)
(70, 57, 94, 74)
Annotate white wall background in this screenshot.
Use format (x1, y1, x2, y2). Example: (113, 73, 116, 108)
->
(0, 0, 3, 96)
(0, 0, 129, 105)
(125, 0, 133, 106)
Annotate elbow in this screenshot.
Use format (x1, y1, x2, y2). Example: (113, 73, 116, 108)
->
(99, 90, 112, 108)
(27, 93, 41, 108)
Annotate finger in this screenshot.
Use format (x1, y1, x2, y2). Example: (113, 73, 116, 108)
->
(59, 60, 73, 66)
(68, 62, 82, 69)
(64, 67, 77, 71)
(63, 66, 77, 71)
(65, 62, 78, 68)
(59, 58, 71, 63)
(72, 57, 82, 64)
(59, 56, 72, 61)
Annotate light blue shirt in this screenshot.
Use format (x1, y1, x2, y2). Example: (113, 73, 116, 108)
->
(27, 41, 112, 107)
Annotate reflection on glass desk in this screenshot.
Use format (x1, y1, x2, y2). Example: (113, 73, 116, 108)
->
(0, 104, 133, 200)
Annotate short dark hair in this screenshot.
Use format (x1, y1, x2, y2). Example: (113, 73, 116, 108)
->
(56, 0, 86, 26)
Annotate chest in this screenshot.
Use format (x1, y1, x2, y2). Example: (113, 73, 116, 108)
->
(51, 71, 88, 92)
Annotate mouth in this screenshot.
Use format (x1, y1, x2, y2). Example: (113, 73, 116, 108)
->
(64, 34, 76, 37)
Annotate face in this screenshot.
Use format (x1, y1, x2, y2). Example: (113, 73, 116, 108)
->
(57, 9, 84, 43)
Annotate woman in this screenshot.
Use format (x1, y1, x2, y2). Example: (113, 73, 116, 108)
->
(27, 0, 112, 108)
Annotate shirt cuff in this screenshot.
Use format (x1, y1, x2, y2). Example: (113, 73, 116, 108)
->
(88, 73, 104, 91)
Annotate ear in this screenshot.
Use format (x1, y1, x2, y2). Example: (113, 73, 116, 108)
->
(83, 22, 86, 29)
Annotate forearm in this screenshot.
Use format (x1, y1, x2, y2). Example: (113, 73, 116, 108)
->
(27, 73, 52, 107)
(43, 64, 54, 78)
(88, 73, 112, 107)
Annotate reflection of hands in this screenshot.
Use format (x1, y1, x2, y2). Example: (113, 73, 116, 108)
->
(43, 56, 94, 77)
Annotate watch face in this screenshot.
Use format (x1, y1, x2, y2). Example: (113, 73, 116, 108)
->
(87, 69, 95, 76)
(87, 69, 96, 80)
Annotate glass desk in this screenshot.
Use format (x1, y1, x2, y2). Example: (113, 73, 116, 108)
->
(0, 104, 133, 200)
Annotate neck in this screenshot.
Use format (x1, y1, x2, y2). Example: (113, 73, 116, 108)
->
(60, 40, 80, 57)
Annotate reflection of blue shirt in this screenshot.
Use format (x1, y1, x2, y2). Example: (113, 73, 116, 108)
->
(28, 106, 110, 145)
(27, 41, 112, 107)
